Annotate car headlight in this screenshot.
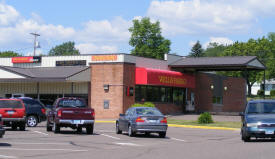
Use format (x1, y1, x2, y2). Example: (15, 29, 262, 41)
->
(246, 123, 260, 127)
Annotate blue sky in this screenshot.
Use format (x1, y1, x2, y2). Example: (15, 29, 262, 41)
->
(1, 0, 275, 56)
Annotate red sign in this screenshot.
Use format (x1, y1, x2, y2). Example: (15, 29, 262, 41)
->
(92, 55, 117, 61)
(135, 67, 195, 88)
(12, 56, 41, 63)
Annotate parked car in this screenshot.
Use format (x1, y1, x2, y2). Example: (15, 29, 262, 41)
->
(241, 100, 275, 142)
(46, 97, 95, 134)
(0, 98, 26, 131)
(0, 114, 5, 138)
(116, 107, 168, 138)
(17, 97, 46, 127)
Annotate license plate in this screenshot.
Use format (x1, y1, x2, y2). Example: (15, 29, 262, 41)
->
(265, 130, 274, 135)
(148, 120, 158, 123)
(7, 111, 14, 114)
(73, 120, 81, 124)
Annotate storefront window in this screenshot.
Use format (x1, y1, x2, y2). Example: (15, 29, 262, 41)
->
(213, 96, 223, 105)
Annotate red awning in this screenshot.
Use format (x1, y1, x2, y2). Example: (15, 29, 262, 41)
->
(135, 67, 195, 88)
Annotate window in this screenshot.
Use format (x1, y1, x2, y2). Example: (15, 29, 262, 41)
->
(213, 96, 223, 105)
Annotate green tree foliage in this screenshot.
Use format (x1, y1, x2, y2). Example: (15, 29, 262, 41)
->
(189, 41, 204, 57)
(198, 112, 214, 124)
(129, 17, 171, 60)
(0, 51, 20, 57)
(48, 41, 80, 56)
(204, 42, 228, 57)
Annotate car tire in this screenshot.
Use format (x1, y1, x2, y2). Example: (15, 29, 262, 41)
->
(53, 122, 60, 133)
(159, 132, 166, 138)
(128, 125, 135, 137)
(145, 132, 150, 136)
(86, 125, 94, 134)
(46, 121, 52, 132)
(77, 127, 82, 133)
(11, 124, 17, 130)
(241, 130, 250, 142)
(27, 115, 38, 127)
(116, 122, 122, 134)
(19, 123, 26, 131)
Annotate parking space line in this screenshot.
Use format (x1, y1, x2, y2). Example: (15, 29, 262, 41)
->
(32, 131, 49, 136)
(0, 155, 17, 159)
(0, 148, 88, 152)
(171, 137, 186, 142)
(100, 134, 120, 140)
(8, 142, 68, 145)
(115, 143, 142, 146)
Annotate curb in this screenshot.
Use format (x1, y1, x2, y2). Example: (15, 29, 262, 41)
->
(95, 120, 240, 131)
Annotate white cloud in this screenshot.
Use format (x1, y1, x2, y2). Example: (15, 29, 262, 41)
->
(147, 0, 275, 35)
(75, 43, 118, 54)
(0, 2, 19, 25)
(203, 37, 234, 48)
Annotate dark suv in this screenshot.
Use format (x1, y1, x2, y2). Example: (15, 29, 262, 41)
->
(17, 97, 46, 127)
(241, 100, 275, 142)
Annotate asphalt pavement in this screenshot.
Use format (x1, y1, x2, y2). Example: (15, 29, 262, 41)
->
(0, 122, 273, 159)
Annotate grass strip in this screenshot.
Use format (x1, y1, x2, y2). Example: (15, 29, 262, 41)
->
(168, 119, 241, 128)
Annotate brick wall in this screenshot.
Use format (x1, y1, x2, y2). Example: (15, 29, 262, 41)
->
(90, 63, 135, 119)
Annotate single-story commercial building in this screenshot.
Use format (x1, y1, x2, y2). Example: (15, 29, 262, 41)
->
(0, 54, 265, 118)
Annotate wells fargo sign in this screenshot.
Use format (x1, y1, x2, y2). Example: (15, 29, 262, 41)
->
(135, 67, 195, 88)
(12, 56, 41, 63)
(91, 55, 117, 61)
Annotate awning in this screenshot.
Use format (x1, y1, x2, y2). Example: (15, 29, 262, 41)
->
(136, 67, 195, 88)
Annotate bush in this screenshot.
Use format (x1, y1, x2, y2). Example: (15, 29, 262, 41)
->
(270, 90, 275, 96)
(257, 89, 264, 96)
(131, 102, 155, 108)
(198, 112, 214, 124)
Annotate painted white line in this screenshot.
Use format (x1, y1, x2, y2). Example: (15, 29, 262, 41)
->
(0, 148, 87, 152)
(0, 155, 17, 159)
(97, 130, 115, 133)
(115, 143, 142, 146)
(171, 137, 186, 142)
(32, 131, 49, 136)
(9, 142, 68, 145)
(101, 134, 120, 140)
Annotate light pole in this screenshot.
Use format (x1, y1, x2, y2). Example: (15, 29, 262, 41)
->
(30, 33, 40, 56)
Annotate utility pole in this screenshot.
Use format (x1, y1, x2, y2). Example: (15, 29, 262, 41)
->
(30, 33, 40, 56)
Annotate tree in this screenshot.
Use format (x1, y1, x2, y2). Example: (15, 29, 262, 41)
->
(189, 41, 204, 57)
(204, 42, 229, 57)
(48, 41, 80, 56)
(0, 51, 20, 57)
(129, 17, 171, 60)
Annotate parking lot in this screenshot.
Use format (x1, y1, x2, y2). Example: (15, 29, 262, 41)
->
(0, 122, 274, 159)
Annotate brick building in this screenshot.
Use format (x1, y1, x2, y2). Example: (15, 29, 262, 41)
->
(0, 54, 265, 118)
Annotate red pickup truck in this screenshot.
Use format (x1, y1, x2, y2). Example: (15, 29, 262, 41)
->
(46, 97, 95, 134)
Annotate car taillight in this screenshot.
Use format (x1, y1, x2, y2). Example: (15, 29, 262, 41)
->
(92, 111, 95, 117)
(41, 108, 46, 114)
(161, 117, 167, 124)
(136, 117, 145, 122)
(57, 110, 62, 117)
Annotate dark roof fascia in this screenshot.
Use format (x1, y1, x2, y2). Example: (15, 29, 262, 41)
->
(66, 67, 90, 79)
(0, 66, 31, 78)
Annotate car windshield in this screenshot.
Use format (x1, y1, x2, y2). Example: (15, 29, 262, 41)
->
(247, 102, 275, 114)
(58, 99, 87, 108)
(135, 108, 162, 116)
(0, 100, 23, 108)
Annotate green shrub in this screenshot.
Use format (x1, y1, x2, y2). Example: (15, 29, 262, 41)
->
(131, 102, 155, 108)
(257, 89, 264, 96)
(270, 90, 275, 96)
(198, 112, 214, 124)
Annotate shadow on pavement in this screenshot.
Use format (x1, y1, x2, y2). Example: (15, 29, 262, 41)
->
(0, 143, 12, 147)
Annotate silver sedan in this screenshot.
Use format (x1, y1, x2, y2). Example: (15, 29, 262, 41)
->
(116, 107, 168, 138)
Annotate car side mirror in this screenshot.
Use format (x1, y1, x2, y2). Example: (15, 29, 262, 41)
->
(239, 112, 244, 116)
(119, 114, 125, 117)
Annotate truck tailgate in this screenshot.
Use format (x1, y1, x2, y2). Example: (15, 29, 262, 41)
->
(59, 108, 94, 120)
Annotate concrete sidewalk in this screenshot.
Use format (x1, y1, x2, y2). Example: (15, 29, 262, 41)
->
(167, 114, 241, 122)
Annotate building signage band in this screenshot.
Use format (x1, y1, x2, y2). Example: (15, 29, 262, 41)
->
(91, 55, 117, 61)
(12, 56, 41, 63)
(56, 60, 87, 66)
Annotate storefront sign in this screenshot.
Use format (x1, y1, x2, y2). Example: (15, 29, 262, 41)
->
(56, 60, 86, 66)
(135, 67, 195, 88)
(91, 55, 117, 61)
(12, 56, 41, 63)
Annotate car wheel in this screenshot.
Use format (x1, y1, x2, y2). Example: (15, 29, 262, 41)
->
(46, 121, 52, 132)
(53, 122, 60, 133)
(11, 124, 17, 130)
(77, 127, 82, 133)
(27, 115, 38, 127)
(116, 122, 122, 134)
(86, 125, 94, 134)
(145, 132, 150, 136)
(159, 132, 166, 138)
(241, 130, 250, 142)
(128, 125, 135, 137)
(19, 123, 26, 131)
